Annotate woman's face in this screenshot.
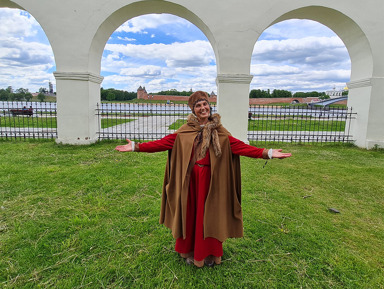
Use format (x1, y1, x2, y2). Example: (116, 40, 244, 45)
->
(194, 100, 210, 124)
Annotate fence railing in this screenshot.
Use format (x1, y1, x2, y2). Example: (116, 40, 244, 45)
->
(247, 105, 356, 143)
(96, 102, 192, 141)
(96, 103, 357, 144)
(0, 101, 356, 143)
(0, 101, 57, 140)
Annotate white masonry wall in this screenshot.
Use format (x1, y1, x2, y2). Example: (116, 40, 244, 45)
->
(1, 0, 383, 148)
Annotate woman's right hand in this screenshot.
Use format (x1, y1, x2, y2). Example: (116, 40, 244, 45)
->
(115, 139, 133, 152)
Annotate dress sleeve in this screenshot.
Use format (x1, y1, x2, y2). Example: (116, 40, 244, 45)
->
(138, 133, 177, 153)
(229, 135, 265, 158)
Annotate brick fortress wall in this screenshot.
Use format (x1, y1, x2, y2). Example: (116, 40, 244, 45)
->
(137, 87, 347, 105)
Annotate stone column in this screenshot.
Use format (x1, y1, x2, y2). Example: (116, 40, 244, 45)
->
(54, 72, 104, 145)
(216, 74, 253, 142)
(347, 77, 384, 149)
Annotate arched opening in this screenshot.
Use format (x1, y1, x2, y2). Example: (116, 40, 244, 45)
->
(89, 1, 218, 80)
(272, 6, 375, 148)
(251, 19, 351, 100)
(250, 6, 375, 147)
(271, 6, 372, 83)
(101, 13, 217, 94)
(0, 7, 55, 98)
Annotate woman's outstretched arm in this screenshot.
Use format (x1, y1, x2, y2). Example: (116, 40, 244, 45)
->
(115, 134, 177, 153)
(229, 136, 292, 159)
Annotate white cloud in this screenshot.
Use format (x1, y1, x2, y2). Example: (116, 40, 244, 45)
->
(0, 8, 38, 38)
(0, 8, 55, 92)
(117, 36, 136, 42)
(120, 65, 162, 77)
(0, 35, 54, 91)
(116, 14, 190, 34)
(251, 27, 351, 92)
(0, 37, 53, 66)
(251, 64, 301, 76)
(262, 19, 337, 40)
(253, 36, 348, 66)
(101, 62, 217, 93)
(104, 40, 215, 68)
(251, 68, 350, 92)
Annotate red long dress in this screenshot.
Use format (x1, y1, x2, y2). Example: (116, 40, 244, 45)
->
(139, 134, 264, 261)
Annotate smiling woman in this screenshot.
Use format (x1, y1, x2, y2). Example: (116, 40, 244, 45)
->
(115, 90, 292, 267)
(0, 8, 55, 93)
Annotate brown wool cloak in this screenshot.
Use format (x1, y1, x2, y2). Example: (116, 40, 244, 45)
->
(159, 114, 243, 243)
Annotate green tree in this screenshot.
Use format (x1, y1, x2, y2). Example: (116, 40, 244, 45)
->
(293, 92, 306, 98)
(106, 92, 115, 101)
(39, 87, 48, 94)
(0, 89, 10, 101)
(154, 89, 192, 96)
(25, 93, 33, 102)
(101, 88, 137, 101)
(37, 93, 46, 102)
(319, 94, 330, 100)
(13, 93, 25, 101)
(271, 89, 292, 98)
(16, 88, 29, 94)
(249, 89, 271, 98)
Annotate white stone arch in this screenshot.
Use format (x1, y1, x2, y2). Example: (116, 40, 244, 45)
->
(1, 0, 382, 147)
(52, 0, 219, 144)
(250, 5, 379, 148)
(88, 0, 218, 74)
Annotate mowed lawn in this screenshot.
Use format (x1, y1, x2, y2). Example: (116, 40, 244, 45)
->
(0, 140, 383, 288)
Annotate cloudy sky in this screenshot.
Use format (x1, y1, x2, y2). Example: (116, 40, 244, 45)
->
(0, 8, 351, 94)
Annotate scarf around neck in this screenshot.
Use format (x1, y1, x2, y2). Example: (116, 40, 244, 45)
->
(186, 113, 222, 159)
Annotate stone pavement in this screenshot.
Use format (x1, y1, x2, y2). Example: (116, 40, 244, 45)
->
(99, 116, 185, 140)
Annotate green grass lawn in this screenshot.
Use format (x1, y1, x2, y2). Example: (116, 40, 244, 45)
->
(0, 140, 383, 288)
(248, 119, 346, 131)
(0, 117, 133, 129)
(0, 116, 57, 128)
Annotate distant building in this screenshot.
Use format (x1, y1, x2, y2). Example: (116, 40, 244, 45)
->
(326, 86, 344, 98)
(49, 81, 54, 94)
(136, 86, 217, 102)
(137, 86, 148, 99)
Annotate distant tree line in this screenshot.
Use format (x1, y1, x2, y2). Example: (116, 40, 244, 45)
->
(0, 86, 33, 101)
(249, 89, 330, 99)
(0, 86, 52, 102)
(293, 91, 328, 99)
(153, 89, 192, 96)
(100, 88, 137, 101)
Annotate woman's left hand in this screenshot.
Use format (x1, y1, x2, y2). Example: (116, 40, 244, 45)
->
(272, 149, 292, 159)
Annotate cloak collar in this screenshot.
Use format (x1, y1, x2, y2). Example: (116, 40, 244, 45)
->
(186, 113, 222, 159)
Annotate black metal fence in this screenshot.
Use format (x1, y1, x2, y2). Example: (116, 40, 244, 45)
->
(96, 102, 191, 141)
(96, 103, 357, 144)
(0, 101, 356, 143)
(247, 105, 356, 143)
(0, 101, 57, 139)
